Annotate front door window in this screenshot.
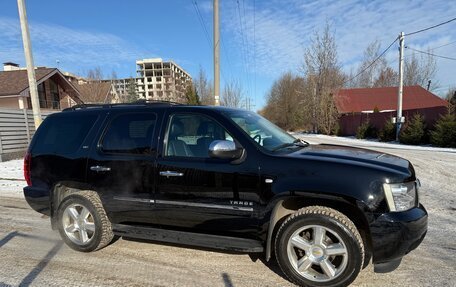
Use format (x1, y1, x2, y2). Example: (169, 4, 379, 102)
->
(165, 113, 233, 158)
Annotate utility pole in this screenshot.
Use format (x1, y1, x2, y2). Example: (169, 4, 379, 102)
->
(213, 0, 220, 106)
(396, 32, 405, 141)
(17, 0, 41, 128)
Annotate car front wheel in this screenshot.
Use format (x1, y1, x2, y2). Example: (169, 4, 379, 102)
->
(275, 206, 364, 287)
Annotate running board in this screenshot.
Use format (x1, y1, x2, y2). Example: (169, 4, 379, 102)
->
(112, 224, 264, 253)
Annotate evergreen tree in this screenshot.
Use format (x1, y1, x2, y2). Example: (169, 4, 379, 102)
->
(378, 119, 396, 142)
(399, 114, 426, 145)
(126, 78, 139, 103)
(185, 83, 200, 105)
(430, 114, 456, 147)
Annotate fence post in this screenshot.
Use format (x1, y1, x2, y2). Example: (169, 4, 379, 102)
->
(23, 108, 31, 144)
(0, 132, 3, 162)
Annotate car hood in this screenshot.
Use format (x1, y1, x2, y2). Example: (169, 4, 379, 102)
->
(286, 143, 412, 175)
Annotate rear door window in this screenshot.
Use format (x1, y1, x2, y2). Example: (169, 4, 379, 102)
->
(32, 114, 98, 154)
(101, 113, 157, 154)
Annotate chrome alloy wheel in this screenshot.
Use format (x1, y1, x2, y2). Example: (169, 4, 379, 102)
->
(62, 203, 96, 245)
(287, 225, 348, 282)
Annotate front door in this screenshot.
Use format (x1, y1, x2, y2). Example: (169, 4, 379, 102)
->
(87, 111, 159, 225)
(155, 112, 260, 239)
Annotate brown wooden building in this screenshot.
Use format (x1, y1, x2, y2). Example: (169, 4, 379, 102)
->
(0, 62, 83, 110)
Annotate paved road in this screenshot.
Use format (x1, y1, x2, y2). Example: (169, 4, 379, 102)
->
(1, 139, 455, 286)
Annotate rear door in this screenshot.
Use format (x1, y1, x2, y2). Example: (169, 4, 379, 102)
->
(87, 110, 161, 225)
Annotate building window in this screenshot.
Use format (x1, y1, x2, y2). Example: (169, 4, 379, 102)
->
(37, 83, 46, 108)
(49, 79, 60, 109)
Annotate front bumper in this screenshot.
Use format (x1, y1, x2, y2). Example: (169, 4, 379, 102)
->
(370, 204, 427, 268)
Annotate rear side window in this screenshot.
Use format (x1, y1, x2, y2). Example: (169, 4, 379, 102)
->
(32, 114, 98, 154)
(101, 113, 156, 154)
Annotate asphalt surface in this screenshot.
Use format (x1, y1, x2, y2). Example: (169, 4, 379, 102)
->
(1, 138, 455, 287)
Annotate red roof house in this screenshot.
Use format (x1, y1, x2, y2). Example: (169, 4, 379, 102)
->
(334, 86, 448, 136)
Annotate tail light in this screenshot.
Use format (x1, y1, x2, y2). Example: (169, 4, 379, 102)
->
(24, 151, 32, 186)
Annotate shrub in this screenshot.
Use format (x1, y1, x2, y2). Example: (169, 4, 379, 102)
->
(430, 114, 456, 148)
(378, 119, 396, 142)
(399, 114, 426, 145)
(356, 121, 377, 139)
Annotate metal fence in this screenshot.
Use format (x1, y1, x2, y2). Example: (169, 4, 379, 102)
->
(0, 108, 54, 162)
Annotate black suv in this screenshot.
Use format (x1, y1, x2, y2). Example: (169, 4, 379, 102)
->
(24, 102, 427, 287)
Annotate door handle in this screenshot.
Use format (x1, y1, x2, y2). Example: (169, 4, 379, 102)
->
(159, 170, 184, 177)
(90, 165, 111, 172)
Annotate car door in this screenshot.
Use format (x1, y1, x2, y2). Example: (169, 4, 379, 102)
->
(87, 110, 161, 225)
(155, 112, 261, 238)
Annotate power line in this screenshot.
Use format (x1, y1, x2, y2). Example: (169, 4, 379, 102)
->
(242, 0, 252, 100)
(343, 37, 399, 85)
(431, 40, 456, 50)
(404, 17, 456, 36)
(235, 0, 252, 99)
(192, 1, 211, 47)
(192, 0, 229, 83)
(405, 46, 456, 61)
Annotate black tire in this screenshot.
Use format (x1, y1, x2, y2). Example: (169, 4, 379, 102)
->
(57, 191, 114, 252)
(274, 206, 364, 287)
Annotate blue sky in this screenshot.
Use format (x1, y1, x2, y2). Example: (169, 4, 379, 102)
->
(0, 0, 455, 109)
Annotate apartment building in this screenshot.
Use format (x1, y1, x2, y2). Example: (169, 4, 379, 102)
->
(136, 58, 192, 103)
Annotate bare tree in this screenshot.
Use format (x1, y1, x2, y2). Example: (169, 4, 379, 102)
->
(404, 50, 437, 89)
(355, 40, 389, 87)
(78, 67, 111, 103)
(194, 66, 214, 105)
(303, 23, 344, 134)
(111, 70, 118, 81)
(262, 72, 307, 130)
(373, 66, 398, 87)
(87, 67, 103, 81)
(221, 80, 244, 108)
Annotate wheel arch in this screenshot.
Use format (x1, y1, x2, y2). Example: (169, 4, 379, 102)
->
(50, 181, 96, 230)
(265, 193, 373, 267)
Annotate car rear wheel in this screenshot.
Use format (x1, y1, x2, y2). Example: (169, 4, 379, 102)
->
(275, 206, 364, 287)
(57, 191, 114, 252)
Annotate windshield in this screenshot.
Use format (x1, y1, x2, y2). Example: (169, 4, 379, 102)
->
(226, 111, 305, 152)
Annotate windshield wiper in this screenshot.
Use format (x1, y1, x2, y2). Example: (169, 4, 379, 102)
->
(271, 139, 309, 151)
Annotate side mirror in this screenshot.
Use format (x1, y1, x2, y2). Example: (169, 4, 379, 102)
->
(208, 140, 243, 160)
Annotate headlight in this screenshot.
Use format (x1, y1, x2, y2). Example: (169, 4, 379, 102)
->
(383, 181, 418, 212)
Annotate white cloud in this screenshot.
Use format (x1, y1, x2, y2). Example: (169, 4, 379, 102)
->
(212, 0, 456, 92)
(0, 17, 150, 76)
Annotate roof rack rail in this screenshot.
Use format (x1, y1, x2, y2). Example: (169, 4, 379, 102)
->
(132, 99, 183, 105)
(63, 100, 184, 111)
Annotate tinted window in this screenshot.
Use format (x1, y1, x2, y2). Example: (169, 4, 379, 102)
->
(165, 113, 233, 158)
(102, 113, 156, 154)
(32, 114, 98, 154)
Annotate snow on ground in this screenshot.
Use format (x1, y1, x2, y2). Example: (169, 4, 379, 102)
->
(0, 159, 24, 179)
(0, 159, 26, 198)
